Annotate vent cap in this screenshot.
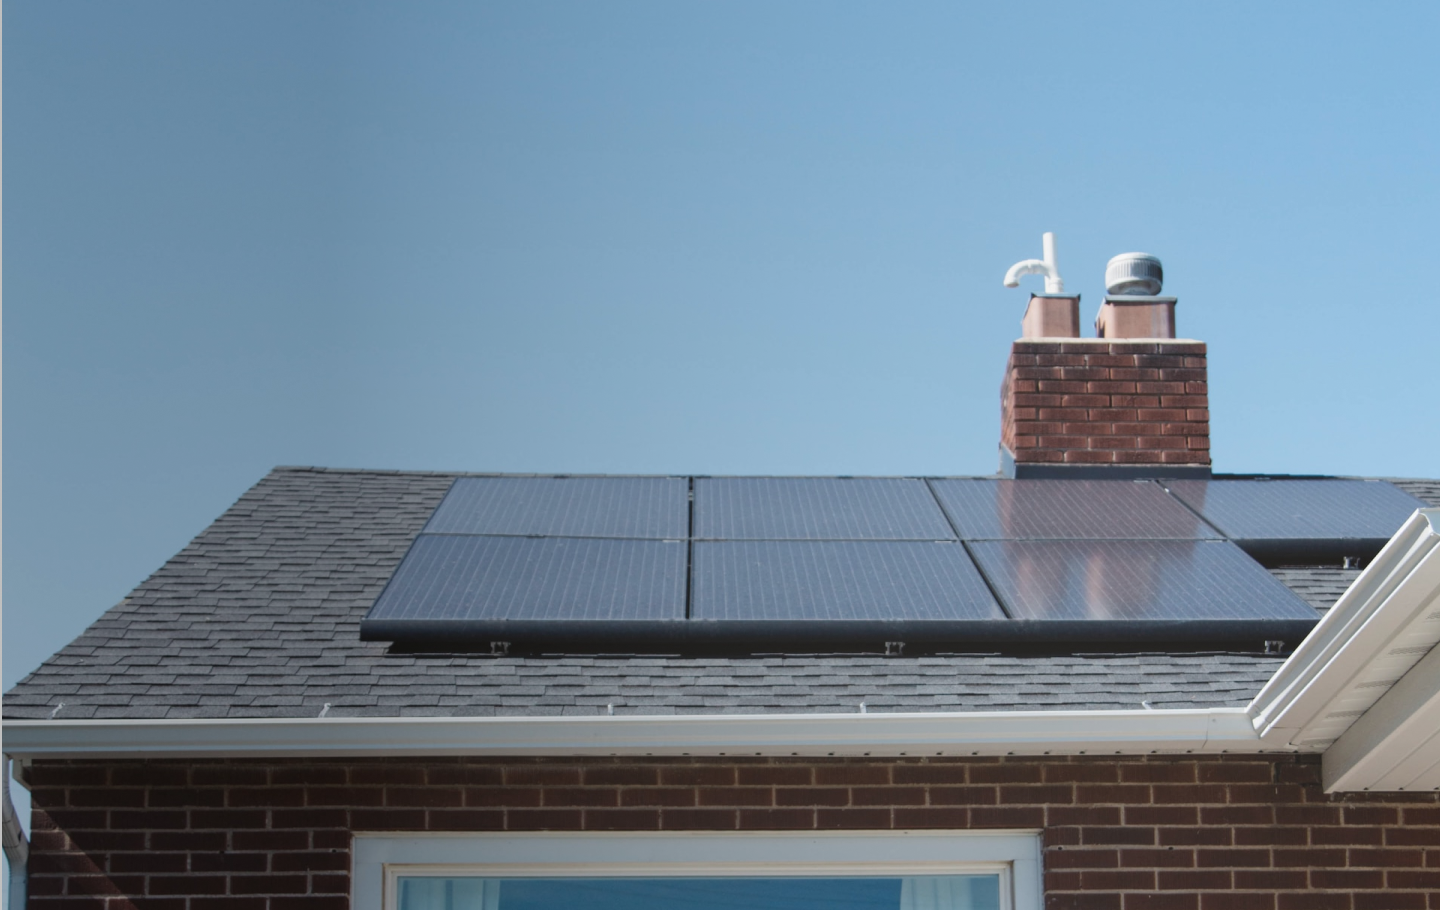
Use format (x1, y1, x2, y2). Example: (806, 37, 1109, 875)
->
(1105, 253, 1163, 296)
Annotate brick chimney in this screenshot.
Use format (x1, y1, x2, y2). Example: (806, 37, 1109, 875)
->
(997, 250, 1210, 478)
(999, 338, 1210, 478)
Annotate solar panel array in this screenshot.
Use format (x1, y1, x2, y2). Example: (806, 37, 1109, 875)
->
(359, 474, 1421, 648)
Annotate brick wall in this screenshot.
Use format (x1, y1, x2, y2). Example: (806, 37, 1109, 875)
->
(1000, 340, 1210, 468)
(24, 755, 1440, 910)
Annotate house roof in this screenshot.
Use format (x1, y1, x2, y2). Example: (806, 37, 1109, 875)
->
(6, 467, 1436, 722)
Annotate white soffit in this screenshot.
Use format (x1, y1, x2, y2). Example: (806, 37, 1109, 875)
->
(1247, 508, 1440, 791)
(1324, 637, 1440, 791)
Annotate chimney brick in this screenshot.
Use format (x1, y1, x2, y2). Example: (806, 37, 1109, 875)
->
(1095, 297, 1177, 339)
(1021, 294, 1081, 339)
(1001, 340, 1210, 476)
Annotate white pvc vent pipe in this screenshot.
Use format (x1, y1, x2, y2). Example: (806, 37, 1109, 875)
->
(1003, 232, 1065, 294)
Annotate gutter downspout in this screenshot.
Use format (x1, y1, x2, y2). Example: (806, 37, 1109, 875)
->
(2, 761, 27, 910)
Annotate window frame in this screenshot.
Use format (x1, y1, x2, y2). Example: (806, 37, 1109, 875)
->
(353, 830, 1043, 910)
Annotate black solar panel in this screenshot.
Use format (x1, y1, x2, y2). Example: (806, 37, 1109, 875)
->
(424, 476, 688, 539)
(693, 477, 956, 540)
(691, 541, 1002, 621)
(1163, 479, 1426, 562)
(365, 535, 686, 623)
(930, 478, 1220, 540)
(967, 539, 1317, 622)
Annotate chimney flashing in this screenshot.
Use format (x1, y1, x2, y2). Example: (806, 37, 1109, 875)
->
(1000, 447, 1212, 479)
(1102, 295, 1179, 305)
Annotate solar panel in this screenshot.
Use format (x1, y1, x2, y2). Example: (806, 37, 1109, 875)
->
(365, 535, 686, 624)
(967, 539, 1318, 623)
(691, 541, 1003, 621)
(1162, 479, 1426, 562)
(693, 477, 956, 540)
(930, 478, 1220, 540)
(424, 476, 688, 539)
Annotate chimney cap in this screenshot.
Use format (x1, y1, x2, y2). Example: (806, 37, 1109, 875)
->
(1105, 252, 1163, 296)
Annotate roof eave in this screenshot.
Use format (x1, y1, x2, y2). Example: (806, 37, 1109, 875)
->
(2, 707, 1274, 762)
(1246, 508, 1440, 791)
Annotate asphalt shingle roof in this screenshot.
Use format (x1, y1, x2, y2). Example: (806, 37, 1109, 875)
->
(6, 468, 1436, 722)
(1265, 567, 1361, 613)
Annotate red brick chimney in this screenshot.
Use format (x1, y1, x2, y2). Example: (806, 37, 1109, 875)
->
(999, 338, 1210, 478)
(997, 244, 1210, 477)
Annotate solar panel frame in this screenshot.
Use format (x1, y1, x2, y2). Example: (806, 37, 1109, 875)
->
(692, 477, 957, 541)
(1162, 479, 1427, 563)
(966, 538, 1319, 623)
(424, 475, 689, 540)
(929, 478, 1221, 541)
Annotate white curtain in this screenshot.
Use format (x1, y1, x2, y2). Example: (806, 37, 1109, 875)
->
(899, 876, 999, 910)
(398, 877, 500, 910)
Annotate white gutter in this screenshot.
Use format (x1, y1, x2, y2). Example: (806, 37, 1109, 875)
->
(2, 707, 1272, 760)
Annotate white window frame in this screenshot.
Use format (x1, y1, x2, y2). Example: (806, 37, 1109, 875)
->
(353, 830, 1043, 910)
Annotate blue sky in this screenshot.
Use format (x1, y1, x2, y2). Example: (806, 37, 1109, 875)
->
(5, 2, 1440, 708)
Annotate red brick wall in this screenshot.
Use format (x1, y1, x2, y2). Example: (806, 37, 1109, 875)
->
(1000, 340, 1210, 468)
(24, 755, 1440, 910)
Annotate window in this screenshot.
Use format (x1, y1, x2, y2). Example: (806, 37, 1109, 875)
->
(353, 831, 1043, 910)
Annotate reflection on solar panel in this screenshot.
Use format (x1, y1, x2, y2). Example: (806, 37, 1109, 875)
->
(967, 539, 1317, 622)
(366, 535, 686, 623)
(1163, 479, 1426, 562)
(692, 541, 1003, 621)
(693, 478, 956, 540)
(425, 476, 688, 539)
(930, 479, 1220, 540)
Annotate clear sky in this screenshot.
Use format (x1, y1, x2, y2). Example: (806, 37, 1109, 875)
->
(5, 2, 1440, 701)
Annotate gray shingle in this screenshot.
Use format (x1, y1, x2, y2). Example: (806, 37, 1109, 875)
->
(1386, 478, 1440, 508)
(1267, 566, 1361, 613)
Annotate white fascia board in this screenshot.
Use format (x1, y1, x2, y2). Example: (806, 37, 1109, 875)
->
(1248, 508, 1440, 750)
(1, 707, 1271, 761)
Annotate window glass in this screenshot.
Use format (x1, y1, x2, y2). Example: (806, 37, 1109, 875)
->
(397, 875, 1002, 910)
